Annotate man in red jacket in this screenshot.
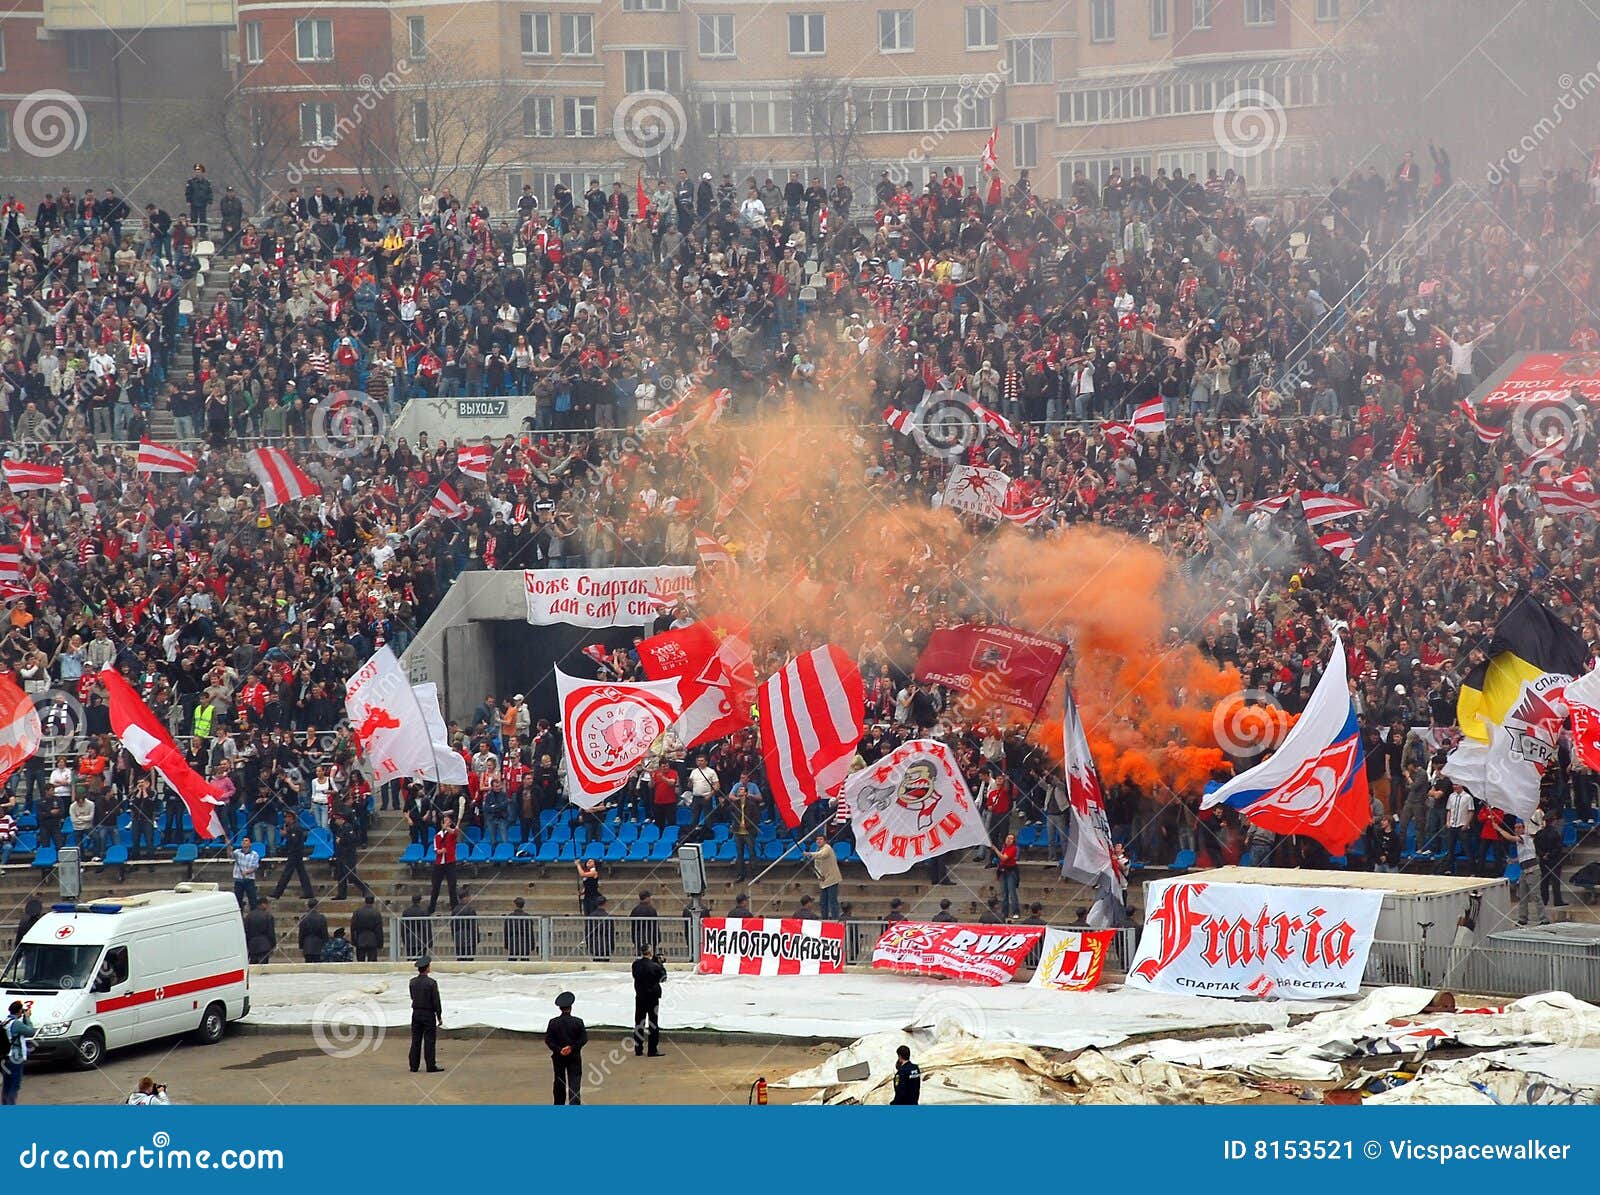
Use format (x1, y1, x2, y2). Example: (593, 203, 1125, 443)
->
(650, 762, 678, 831)
(427, 814, 460, 913)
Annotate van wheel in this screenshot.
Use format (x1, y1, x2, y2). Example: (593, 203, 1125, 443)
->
(73, 1029, 105, 1070)
(194, 1002, 227, 1046)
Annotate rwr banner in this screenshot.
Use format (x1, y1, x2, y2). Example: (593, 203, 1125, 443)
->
(871, 921, 1044, 986)
(524, 566, 696, 627)
(698, 918, 845, 976)
(1126, 879, 1383, 999)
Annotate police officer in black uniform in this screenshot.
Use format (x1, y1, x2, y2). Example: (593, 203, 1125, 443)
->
(891, 1044, 921, 1105)
(630, 943, 667, 1057)
(545, 991, 587, 1104)
(408, 956, 443, 1073)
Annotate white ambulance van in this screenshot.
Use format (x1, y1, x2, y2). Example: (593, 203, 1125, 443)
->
(0, 884, 249, 1068)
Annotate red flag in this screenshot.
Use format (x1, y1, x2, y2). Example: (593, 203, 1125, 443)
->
(972, 401, 1023, 447)
(1317, 531, 1357, 561)
(1131, 397, 1167, 435)
(1460, 400, 1505, 444)
(884, 406, 914, 434)
(1100, 421, 1135, 451)
(0, 545, 19, 584)
(637, 170, 649, 221)
(914, 623, 1065, 715)
(979, 126, 998, 174)
(1485, 488, 1507, 552)
(457, 443, 492, 481)
(429, 480, 470, 520)
(246, 447, 319, 509)
(694, 530, 735, 570)
(0, 674, 40, 788)
(638, 618, 756, 748)
(1390, 419, 1419, 471)
(758, 645, 864, 827)
(3, 461, 64, 492)
(136, 438, 198, 475)
(100, 667, 227, 839)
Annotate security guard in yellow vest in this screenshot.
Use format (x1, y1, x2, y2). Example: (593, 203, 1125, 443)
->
(192, 701, 216, 741)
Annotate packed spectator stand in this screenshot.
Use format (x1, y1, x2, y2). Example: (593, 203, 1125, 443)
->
(4, 146, 1600, 961)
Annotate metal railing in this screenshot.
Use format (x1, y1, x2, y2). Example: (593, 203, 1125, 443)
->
(1363, 938, 1600, 1002)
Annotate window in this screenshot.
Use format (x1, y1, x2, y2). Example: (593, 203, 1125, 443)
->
(299, 101, 338, 145)
(563, 96, 597, 137)
(560, 13, 593, 56)
(65, 32, 91, 72)
(0, 114, 8, 150)
(1315, 0, 1340, 17)
(242, 20, 262, 64)
(878, 10, 914, 52)
(964, 5, 997, 49)
(623, 0, 678, 9)
(1012, 122, 1037, 170)
(1149, 0, 1169, 36)
(410, 99, 430, 142)
(408, 16, 428, 58)
(522, 95, 556, 136)
(1007, 37, 1053, 85)
(0, 27, 7, 71)
(1191, 0, 1213, 28)
(1090, 0, 1116, 42)
(1244, 0, 1276, 23)
(624, 49, 682, 93)
(788, 12, 825, 55)
(520, 12, 551, 55)
(295, 17, 333, 61)
(698, 14, 735, 56)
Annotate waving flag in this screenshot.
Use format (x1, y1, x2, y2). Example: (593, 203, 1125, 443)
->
(759, 645, 864, 827)
(638, 618, 756, 748)
(884, 406, 915, 435)
(557, 670, 684, 808)
(1131, 397, 1167, 436)
(1000, 487, 1052, 526)
(1446, 673, 1570, 819)
(1566, 666, 1600, 771)
(101, 666, 228, 840)
(941, 465, 1010, 520)
(979, 126, 998, 174)
(973, 402, 1023, 447)
(1533, 471, 1600, 515)
(457, 443, 492, 481)
(1519, 435, 1568, 475)
(714, 454, 756, 525)
(689, 387, 732, 428)
(247, 447, 320, 508)
(1061, 685, 1123, 886)
(1317, 531, 1357, 561)
(0, 674, 40, 788)
(1456, 591, 1588, 743)
(429, 480, 470, 520)
(640, 396, 688, 431)
(3, 461, 64, 492)
(694, 530, 736, 571)
(1201, 634, 1371, 855)
(1389, 419, 1420, 471)
(0, 545, 19, 585)
(1485, 488, 1508, 551)
(1100, 420, 1135, 452)
(1234, 493, 1292, 516)
(136, 438, 198, 475)
(345, 646, 467, 786)
(1460, 401, 1505, 444)
(1299, 491, 1368, 527)
(842, 739, 989, 878)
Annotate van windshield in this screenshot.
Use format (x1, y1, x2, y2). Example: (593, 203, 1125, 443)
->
(1, 944, 103, 992)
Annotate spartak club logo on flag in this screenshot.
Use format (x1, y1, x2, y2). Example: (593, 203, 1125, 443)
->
(558, 671, 682, 803)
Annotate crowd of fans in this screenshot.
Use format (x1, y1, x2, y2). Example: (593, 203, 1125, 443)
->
(2, 143, 1600, 929)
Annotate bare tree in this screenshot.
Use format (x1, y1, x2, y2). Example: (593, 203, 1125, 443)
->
(789, 75, 866, 185)
(213, 89, 304, 213)
(386, 47, 521, 207)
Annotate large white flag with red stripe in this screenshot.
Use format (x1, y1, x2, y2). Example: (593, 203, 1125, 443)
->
(0, 673, 40, 788)
(429, 480, 470, 520)
(979, 126, 998, 173)
(1100, 421, 1135, 452)
(345, 646, 468, 786)
(0, 544, 20, 584)
(136, 438, 198, 475)
(457, 443, 492, 481)
(1534, 471, 1600, 515)
(101, 666, 227, 839)
(1317, 531, 1357, 561)
(640, 395, 688, 432)
(972, 402, 1023, 447)
(694, 530, 735, 570)
(1131, 397, 1167, 436)
(1298, 491, 1368, 527)
(2, 461, 64, 492)
(247, 447, 320, 509)
(1520, 435, 1568, 475)
(758, 645, 864, 828)
(556, 670, 684, 808)
(1460, 401, 1504, 444)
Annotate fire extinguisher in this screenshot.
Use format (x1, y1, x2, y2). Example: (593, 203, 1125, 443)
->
(749, 1077, 768, 1105)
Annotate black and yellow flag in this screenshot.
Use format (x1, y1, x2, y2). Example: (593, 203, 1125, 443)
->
(1458, 592, 1590, 741)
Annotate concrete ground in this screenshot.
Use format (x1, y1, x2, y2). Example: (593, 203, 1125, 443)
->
(19, 1028, 829, 1106)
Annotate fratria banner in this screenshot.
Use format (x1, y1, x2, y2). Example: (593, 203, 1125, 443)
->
(871, 921, 1044, 986)
(1475, 352, 1600, 406)
(698, 917, 845, 976)
(1126, 879, 1383, 999)
(914, 623, 1066, 716)
(524, 566, 696, 627)
(1028, 928, 1117, 992)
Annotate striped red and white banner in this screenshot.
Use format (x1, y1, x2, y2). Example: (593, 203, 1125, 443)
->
(2, 461, 65, 492)
(136, 438, 198, 475)
(247, 447, 320, 509)
(758, 644, 864, 828)
(697, 917, 846, 976)
(0, 545, 19, 584)
(430, 480, 470, 520)
(457, 443, 492, 481)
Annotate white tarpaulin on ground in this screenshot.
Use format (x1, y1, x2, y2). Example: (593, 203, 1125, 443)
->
(246, 970, 1307, 1051)
(523, 566, 696, 627)
(1126, 878, 1383, 999)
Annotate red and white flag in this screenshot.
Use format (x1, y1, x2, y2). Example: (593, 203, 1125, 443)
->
(1389, 419, 1419, 471)
(1061, 685, 1123, 888)
(0, 545, 20, 584)
(690, 387, 732, 428)
(1485, 488, 1507, 551)
(345, 647, 467, 786)
(581, 643, 612, 669)
(872, 921, 1044, 986)
(884, 406, 915, 435)
(429, 480, 470, 520)
(695, 530, 735, 570)
(1566, 666, 1600, 771)
(101, 666, 228, 840)
(3, 461, 64, 492)
(979, 126, 999, 174)
(1100, 421, 1135, 452)
(638, 618, 756, 748)
(1233, 493, 1292, 516)
(1460, 401, 1504, 444)
(457, 443, 492, 481)
(1317, 531, 1357, 561)
(1131, 397, 1167, 436)
(1299, 491, 1368, 527)
(76, 484, 97, 524)
(0, 673, 40, 788)
(999, 485, 1052, 526)
(715, 454, 757, 525)
(942, 464, 1011, 521)
(136, 438, 198, 475)
(1534, 471, 1600, 515)
(842, 739, 989, 878)
(1520, 435, 1568, 475)
(973, 402, 1023, 447)
(247, 447, 320, 509)
(758, 645, 864, 827)
(641, 396, 688, 432)
(556, 670, 684, 808)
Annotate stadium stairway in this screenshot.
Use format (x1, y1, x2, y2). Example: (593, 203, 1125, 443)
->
(148, 250, 238, 442)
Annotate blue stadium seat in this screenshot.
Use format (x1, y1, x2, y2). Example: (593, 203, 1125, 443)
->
(16, 831, 36, 853)
(658, 826, 679, 846)
(174, 843, 199, 865)
(468, 842, 492, 865)
(556, 843, 579, 862)
(1564, 823, 1579, 848)
(675, 808, 693, 826)
(758, 841, 786, 861)
(615, 823, 639, 842)
(603, 842, 628, 862)
(549, 825, 572, 843)
(832, 841, 854, 863)
(1172, 849, 1196, 871)
(539, 810, 560, 827)
(637, 824, 660, 843)
(32, 845, 56, 869)
(710, 823, 730, 840)
(1239, 850, 1256, 867)
(507, 824, 523, 844)
(15, 812, 35, 829)
(647, 842, 673, 862)
(308, 837, 334, 862)
(103, 845, 129, 868)
(399, 844, 426, 866)
(1017, 825, 1039, 848)
(492, 844, 517, 864)
(626, 843, 650, 862)
(1328, 855, 1348, 868)
(465, 826, 484, 844)
(536, 843, 560, 863)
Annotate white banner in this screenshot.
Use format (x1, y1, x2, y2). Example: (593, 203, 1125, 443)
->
(940, 465, 1010, 521)
(345, 647, 468, 786)
(523, 566, 697, 627)
(1126, 879, 1383, 999)
(842, 739, 990, 878)
(556, 669, 683, 808)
